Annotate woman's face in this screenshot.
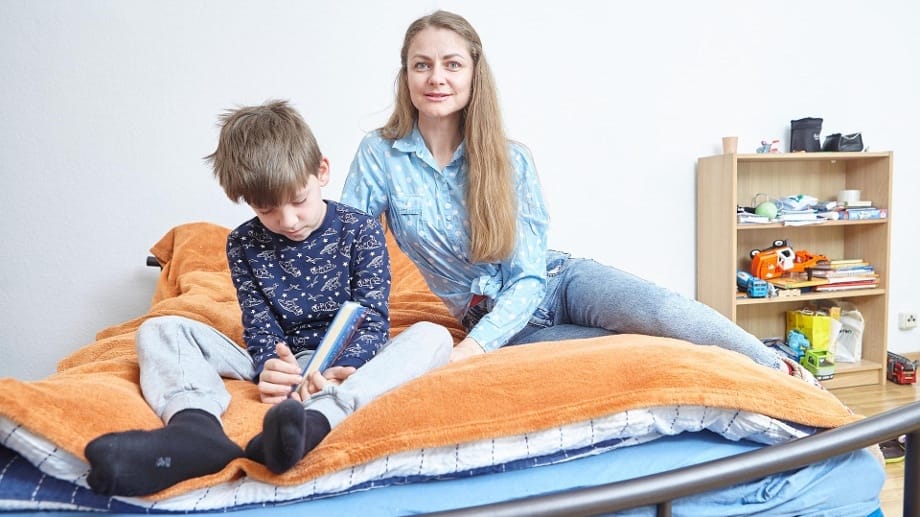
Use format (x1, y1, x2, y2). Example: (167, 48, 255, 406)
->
(406, 27, 473, 125)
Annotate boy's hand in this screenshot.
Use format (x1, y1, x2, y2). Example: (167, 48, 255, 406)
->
(450, 338, 485, 363)
(258, 342, 303, 404)
(301, 366, 357, 396)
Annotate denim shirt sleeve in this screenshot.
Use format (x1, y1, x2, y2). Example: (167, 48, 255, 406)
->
(466, 144, 549, 350)
(342, 133, 388, 217)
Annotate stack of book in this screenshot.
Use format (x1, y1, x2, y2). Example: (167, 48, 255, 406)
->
(840, 206, 887, 220)
(808, 259, 879, 292)
(776, 209, 819, 222)
(737, 212, 771, 224)
(814, 198, 887, 221)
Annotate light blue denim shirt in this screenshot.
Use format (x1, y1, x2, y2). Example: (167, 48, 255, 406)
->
(342, 127, 549, 351)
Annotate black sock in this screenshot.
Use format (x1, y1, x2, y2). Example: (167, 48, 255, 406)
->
(85, 409, 243, 496)
(244, 399, 330, 474)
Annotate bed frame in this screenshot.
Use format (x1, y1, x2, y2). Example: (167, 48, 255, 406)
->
(435, 400, 920, 517)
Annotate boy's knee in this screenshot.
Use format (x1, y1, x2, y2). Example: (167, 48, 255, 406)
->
(139, 316, 190, 335)
(411, 321, 451, 342)
(136, 316, 196, 350)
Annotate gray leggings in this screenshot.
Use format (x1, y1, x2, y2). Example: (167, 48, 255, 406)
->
(136, 316, 452, 427)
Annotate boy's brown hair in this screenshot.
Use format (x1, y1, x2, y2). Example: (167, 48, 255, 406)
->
(206, 99, 322, 208)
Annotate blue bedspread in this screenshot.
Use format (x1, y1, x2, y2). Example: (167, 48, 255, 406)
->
(0, 430, 883, 516)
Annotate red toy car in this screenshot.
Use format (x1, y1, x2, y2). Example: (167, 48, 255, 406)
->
(887, 352, 918, 385)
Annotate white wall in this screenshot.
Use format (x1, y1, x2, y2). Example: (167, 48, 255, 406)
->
(2, 0, 918, 380)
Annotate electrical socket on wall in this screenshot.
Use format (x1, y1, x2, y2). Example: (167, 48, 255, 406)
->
(898, 312, 918, 330)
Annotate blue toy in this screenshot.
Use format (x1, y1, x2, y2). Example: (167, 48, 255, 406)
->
(736, 270, 769, 298)
(784, 329, 810, 362)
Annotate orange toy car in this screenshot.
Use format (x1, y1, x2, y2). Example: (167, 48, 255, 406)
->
(749, 240, 795, 279)
(749, 240, 828, 280)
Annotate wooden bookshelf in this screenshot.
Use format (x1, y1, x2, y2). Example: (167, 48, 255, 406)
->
(696, 152, 893, 388)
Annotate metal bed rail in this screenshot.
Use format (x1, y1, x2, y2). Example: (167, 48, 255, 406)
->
(432, 400, 920, 517)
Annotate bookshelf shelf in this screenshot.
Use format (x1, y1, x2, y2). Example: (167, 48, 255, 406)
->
(696, 151, 893, 389)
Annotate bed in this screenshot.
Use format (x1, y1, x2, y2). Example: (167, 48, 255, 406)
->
(1, 222, 917, 516)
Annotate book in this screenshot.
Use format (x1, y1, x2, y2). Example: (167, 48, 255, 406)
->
(810, 268, 875, 279)
(841, 207, 887, 220)
(820, 274, 879, 284)
(777, 209, 818, 221)
(813, 280, 879, 292)
(811, 259, 870, 270)
(738, 212, 772, 224)
(767, 276, 828, 289)
(295, 301, 368, 392)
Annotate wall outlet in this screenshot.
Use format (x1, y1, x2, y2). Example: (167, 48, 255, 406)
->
(898, 312, 918, 330)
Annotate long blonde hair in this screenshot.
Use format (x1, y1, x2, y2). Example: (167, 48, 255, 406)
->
(382, 10, 516, 263)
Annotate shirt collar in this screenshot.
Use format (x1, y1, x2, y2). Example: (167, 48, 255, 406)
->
(392, 125, 466, 170)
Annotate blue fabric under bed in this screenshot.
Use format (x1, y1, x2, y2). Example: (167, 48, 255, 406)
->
(0, 430, 883, 516)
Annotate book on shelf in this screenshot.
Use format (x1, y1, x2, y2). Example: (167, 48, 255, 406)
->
(776, 209, 818, 221)
(811, 258, 870, 270)
(841, 200, 873, 208)
(813, 279, 879, 292)
(820, 273, 879, 284)
(295, 301, 368, 392)
(810, 267, 875, 279)
(767, 276, 828, 289)
(841, 207, 887, 220)
(738, 212, 772, 224)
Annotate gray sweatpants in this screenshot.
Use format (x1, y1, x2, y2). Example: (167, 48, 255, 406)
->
(136, 316, 452, 427)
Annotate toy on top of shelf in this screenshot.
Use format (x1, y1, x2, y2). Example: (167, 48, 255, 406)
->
(756, 139, 781, 153)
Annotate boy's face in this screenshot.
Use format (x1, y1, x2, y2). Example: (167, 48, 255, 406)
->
(250, 158, 330, 242)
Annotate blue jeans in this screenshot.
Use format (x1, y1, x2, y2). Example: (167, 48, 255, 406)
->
(466, 251, 781, 369)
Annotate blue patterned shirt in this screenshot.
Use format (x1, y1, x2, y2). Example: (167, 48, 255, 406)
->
(227, 201, 390, 377)
(342, 128, 549, 351)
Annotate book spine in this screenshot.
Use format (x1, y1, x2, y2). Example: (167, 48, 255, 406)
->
(303, 302, 368, 377)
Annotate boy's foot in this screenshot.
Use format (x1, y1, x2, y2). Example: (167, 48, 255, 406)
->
(245, 399, 330, 474)
(85, 409, 243, 496)
(879, 435, 906, 464)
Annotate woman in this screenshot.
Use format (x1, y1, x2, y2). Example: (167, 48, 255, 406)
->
(341, 10, 801, 376)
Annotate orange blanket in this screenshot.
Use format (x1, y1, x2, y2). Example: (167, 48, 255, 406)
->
(0, 222, 857, 499)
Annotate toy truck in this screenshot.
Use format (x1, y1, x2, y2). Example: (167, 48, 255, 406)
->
(802, 349, 835, 380)
(736, 270, 769, 298)
(749, 239, 828, 280)
(887, 352, 918, 385)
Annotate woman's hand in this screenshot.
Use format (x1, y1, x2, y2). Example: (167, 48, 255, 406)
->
(450, 337, 485, 363)
(257, 342, 303, 404)
(300, 366, 357, 397)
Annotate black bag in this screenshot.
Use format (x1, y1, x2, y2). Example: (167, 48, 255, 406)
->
(790, 117, 823, 152)
(822, 133, 864, 152)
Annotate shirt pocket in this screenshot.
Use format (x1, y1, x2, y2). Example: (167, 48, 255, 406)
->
(389, 195, 424, 245)
(393, 196, 422, 216)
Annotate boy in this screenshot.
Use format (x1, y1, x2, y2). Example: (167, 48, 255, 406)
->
(84, 100, 452, 496)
